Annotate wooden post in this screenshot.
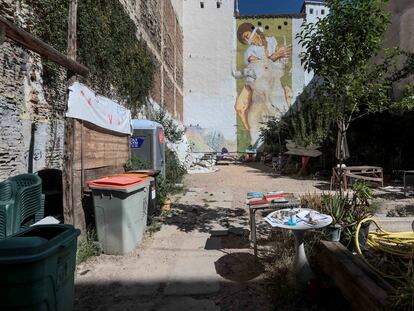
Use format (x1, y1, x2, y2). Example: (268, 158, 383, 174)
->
(0, 16, 88, 76)
(63, 0, 79, 226)
(0, 24, 5, 44)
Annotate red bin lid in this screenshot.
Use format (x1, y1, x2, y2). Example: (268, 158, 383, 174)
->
(87, 176, 144, 189)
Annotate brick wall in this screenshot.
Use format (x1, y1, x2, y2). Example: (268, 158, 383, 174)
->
(0, 1, 66, 181)
(121, 0, 183, 122)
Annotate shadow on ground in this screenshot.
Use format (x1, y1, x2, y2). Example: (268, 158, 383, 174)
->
(162, 203, 249, 233)
(215, 252, 264, 282)
(75, 278, 271, 311)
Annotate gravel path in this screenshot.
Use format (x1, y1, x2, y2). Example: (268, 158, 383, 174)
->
(74, 163, 329, 311)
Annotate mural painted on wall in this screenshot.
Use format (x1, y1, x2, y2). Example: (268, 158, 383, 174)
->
(236, 18, 293, 152)
(185, 126, 236, 153)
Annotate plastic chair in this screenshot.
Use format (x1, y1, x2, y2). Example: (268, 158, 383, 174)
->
(0, 179, 16, 238)
(9, 174, 44, 230)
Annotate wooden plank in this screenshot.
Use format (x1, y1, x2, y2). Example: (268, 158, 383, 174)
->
(63, 118, 75, 226)
(345, 173, 383, 182)
(317, 240, 391, 310)
(0, 16, 88, 76)
(0, 24, 5, 44)
(345, 166, 382, 172)
(73, 120, 129, 170)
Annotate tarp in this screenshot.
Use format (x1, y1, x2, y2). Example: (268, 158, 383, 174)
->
(67, 82, 132, 134)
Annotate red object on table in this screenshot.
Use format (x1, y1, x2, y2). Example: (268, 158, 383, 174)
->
(265, 193, 287, 200)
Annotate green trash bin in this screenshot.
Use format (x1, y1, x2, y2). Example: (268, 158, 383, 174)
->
(88, 175, 151, 255)
(0, 224, 80, 311)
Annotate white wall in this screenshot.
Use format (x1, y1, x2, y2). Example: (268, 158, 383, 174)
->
(291, 17, 307, 101)
(183, 0, 237, 151)
(302, 1, 329, 86)
(171, 0, 183, 27)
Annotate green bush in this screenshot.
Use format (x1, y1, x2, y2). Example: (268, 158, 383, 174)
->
(76, 230, 100, 264)
(156, 147, 186, 208)
(124, 156, 151, 171)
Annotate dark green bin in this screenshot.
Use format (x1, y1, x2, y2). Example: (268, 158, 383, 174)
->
(0, 224, 80, 311)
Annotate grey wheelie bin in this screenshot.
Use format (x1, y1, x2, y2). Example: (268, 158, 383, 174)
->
(0, 224, 80, 311)
(88, 175, 152, 255)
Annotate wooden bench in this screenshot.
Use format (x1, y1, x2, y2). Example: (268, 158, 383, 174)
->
(331, 166, 384, 190)
(316, 240, 393, 310)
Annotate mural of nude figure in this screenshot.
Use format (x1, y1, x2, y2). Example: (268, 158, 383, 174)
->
(235, 21, 292, 150)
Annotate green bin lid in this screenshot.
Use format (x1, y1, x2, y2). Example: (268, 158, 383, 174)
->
(0, 224, 80, 264)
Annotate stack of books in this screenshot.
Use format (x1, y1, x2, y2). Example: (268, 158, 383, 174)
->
(246, 191, 289, 205)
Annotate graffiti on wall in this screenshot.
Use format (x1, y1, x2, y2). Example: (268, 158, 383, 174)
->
(236, 18, 293, 152)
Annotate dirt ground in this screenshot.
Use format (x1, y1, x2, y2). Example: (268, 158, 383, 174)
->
(73, 163, 353, 310)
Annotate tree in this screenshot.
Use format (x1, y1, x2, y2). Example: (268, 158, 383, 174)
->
(296, 0, 414, 188)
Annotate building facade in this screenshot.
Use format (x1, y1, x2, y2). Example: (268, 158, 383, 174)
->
(183, 0, 237, 152)
(182, 1, 328, 153)
(120, 0, 184, 121)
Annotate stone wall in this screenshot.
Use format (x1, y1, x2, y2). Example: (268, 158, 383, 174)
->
(0, 1, 66, 181)
(0, 0, 184, 183)
(120, 0, 184, 121)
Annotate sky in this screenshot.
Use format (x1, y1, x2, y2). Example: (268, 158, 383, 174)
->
(238, 0, 313, 15)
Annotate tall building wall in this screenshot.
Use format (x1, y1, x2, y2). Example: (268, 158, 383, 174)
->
(235, 15, 307, 152)
(301, 1, 330, 86)
(183, 0, 237, 152)
(120, 0, 184, 121)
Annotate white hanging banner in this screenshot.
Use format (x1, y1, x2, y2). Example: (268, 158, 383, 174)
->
(67, 82, 132, 134)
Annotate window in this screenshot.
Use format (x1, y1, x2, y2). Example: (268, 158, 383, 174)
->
(200, 2, 204, 8)
(321, 9, 325, 15)
(309, 8, 313, 14)
(216, 1, 220, 8)
(258, 21, 262, 26)
(284, 21, 288, 26)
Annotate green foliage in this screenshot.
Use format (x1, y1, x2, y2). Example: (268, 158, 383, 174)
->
(309, 182, 374, 247)
(156, 147, 186, 207)
(299, 0, 391, 78)
(323, 194, 348, 226)
(290, 0, 414, 157)
(148, 109, 184, 144)
(27, 0, 154, 114)
(76, 230, 100, 264)
(351, 180, 373, 207)
(124, 156, 151, 171)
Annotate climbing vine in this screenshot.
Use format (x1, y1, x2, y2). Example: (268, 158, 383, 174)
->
(26, 0, 154, 114)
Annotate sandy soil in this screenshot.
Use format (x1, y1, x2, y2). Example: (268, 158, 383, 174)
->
(76, 162, 410, 310)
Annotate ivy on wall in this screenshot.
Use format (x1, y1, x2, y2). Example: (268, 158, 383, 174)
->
(27, 0, 154, 114)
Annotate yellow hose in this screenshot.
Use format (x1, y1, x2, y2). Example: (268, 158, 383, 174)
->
(355, 217, 414, 282)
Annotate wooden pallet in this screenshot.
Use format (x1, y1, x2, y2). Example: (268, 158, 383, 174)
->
(316, 240, 393, 310)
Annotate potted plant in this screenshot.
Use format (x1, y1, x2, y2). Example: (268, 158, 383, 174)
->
(322, 193, 349, 242)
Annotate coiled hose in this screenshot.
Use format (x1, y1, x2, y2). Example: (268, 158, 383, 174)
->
(355, 217, 414, 283)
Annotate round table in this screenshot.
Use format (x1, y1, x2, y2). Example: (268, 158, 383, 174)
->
(266, 208, 332, 285)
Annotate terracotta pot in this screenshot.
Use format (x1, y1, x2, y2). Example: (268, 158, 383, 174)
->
(161, 197, 172, 212)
